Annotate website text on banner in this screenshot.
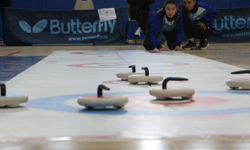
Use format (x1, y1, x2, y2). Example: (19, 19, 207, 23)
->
(211, 7, 250, 43)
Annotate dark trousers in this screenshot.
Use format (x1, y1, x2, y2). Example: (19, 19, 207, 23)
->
(184, 24, 214, 42)
(0, 0, 11, 41)
(129, 10, 149, 35)
(0, 0, 12, 7)
(1, 8, 5, 41)
(143, 23, 177, 50)
(181, 8, 213, 42)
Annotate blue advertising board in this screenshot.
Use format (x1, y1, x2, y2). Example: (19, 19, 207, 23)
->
(4, 8, 126, 45)
(211, 7, 250, 43)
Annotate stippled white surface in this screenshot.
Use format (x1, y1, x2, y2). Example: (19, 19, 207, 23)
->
(2, 50, 250, 139)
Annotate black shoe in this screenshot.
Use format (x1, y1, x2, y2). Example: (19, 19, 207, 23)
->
(198, 41, 209, 50)
(182, 41, 197, 50)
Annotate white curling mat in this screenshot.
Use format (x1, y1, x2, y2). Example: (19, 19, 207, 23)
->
(2, 50, 250, 139)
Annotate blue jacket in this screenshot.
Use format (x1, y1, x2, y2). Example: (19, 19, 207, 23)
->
(148, 8, 184, 48)
(179, 1, 219, 27)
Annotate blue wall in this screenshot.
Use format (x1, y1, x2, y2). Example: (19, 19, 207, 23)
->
(1, 0, 250, 41)
(10, 0, 250, 9)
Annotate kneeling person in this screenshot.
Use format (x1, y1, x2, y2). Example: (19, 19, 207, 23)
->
(143, 0, 184, 51)
(179, 0, 219, 50)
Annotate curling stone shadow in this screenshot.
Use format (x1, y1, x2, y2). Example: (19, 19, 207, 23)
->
(78, 107, 128, 115)
(0, 105, 29, 113)
(127, 82, 162, 89)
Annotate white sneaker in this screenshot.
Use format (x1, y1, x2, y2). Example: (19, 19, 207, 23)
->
(134, 28, 141, 37)
(145, 49, 160, 53)
(164, 41, 167, 47)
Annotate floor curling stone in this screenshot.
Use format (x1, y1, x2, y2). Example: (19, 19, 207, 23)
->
(0, 83, 28, 107)
(149, 77, 195, 103)
(128, 67, 163, 84)
(78, 84, 128, 109)
(226, 70, 250, 90)
(116, 64, 144, 81)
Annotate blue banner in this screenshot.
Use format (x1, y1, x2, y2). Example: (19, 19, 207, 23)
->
(3, 6, 250, 44)
(5, 8, 126, 46)
(211, 7, 250, 43)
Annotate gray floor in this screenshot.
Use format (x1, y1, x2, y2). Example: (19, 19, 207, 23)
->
(184, 43, 250, 69)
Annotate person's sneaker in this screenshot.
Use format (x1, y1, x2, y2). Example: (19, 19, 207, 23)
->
(182, 40, 197, 50)
(146, 49, 160, 53)
(134, 28, 141, 37)
(198, 41, 209, 50)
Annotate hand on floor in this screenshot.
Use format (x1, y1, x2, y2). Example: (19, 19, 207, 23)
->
(174, 46, 185, 51)
(159, 47, 169, 51)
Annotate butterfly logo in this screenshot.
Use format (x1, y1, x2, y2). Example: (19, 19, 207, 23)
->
(19, 19, 48, 33)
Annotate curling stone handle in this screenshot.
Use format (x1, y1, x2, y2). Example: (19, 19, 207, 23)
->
(97, 84, 110, 97)
(141, 67, 149, 76)
(1, 84, 6, 96)
(162, 77, 188, 89)
(128, 64, 136, 73)
(231, 70, 250, 74)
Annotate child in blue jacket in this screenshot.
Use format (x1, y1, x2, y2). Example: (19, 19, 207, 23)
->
(143, 0, 184, 51)
(179, 0, 219, 50)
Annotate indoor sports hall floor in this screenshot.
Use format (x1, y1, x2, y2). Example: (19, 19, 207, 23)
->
(0, 42, 250, 149)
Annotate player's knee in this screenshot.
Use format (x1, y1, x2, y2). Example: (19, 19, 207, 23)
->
(143, 42, 155, 50)
(168, 45, 175, 50)
(166, 42, 175, 50)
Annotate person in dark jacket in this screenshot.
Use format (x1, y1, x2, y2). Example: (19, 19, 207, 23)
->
(179, 0, 219, 50)
(143, 0, 184, 51)
(0, 0, 11, 43)
(127, 0, 155, 37)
